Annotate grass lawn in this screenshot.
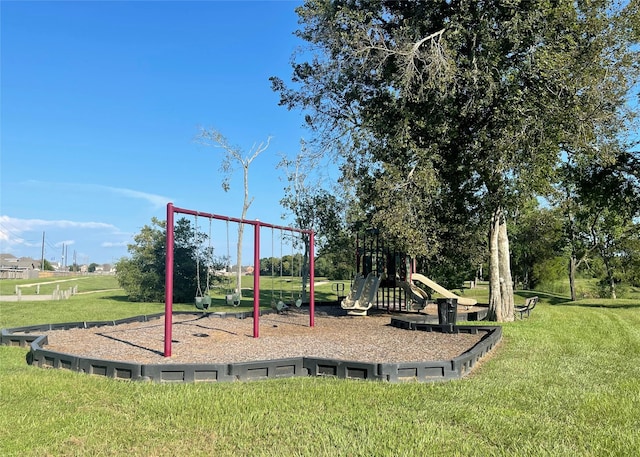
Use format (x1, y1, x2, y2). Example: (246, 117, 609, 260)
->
(1, 278, 639, 456)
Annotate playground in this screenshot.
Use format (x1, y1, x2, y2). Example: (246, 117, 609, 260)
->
(1, 204, 501, 383)
(7, 307, 500, 383)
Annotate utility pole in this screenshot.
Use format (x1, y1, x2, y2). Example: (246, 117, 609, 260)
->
(41, 232, 45, 270)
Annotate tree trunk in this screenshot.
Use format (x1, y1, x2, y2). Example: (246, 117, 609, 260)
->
(488, 208, 503, 321)
(235, 224, 244, 295)
(569, 254, 577, 301)
(603, 258, 617, 300)
(488, 206, 514, 322)
(235, 163, 252, 297)
(610, 276, 617, 300)
(498, 217, 515, 322)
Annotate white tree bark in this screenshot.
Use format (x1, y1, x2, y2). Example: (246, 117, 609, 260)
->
(488, 208, 503, 321)
(498, 215, 515, 322)
(488, 206, 515, 322)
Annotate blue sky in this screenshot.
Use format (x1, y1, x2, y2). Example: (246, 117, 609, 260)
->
(1, 0, 318, 265)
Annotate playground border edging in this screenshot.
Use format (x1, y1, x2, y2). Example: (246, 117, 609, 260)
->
(1, 312, 501, 384)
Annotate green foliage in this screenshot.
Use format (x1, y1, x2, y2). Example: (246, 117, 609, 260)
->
(533, 256, 566, 286)
(314, 252, 353, 280)
(115, 217, 226, 304)
(620, 231, 640, 286)
(274, 0, 639, 318)
(509, 200, 564, 289)
(259, 254, 305, 277)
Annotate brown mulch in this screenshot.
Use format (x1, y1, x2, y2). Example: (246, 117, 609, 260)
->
(40, 310, 485, 365)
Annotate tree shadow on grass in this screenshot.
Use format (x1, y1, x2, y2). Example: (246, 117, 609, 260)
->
(515, 290, 571, 306)
(99, 294, 131, 303)
(559, 299, 640, 309)
(515, 290, 640, 309)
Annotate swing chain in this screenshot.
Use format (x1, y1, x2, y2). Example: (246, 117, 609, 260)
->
(195, 215, 203, 297)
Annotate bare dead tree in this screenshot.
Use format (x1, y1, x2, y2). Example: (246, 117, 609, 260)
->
(197, 128, 272, 298)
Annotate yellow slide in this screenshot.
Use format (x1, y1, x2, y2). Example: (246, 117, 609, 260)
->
(411, 273, 477, 307)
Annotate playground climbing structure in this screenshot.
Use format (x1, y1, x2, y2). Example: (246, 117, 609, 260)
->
(353, 228, 477, 314)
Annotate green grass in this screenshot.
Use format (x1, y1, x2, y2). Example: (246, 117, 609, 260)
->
(1, 284, 639, 456)
(536, 277, 640, 300)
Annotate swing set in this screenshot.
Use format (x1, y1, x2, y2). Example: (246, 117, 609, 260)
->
(270, 228, 304, 313)
(193, 216, 242, 310)
(164, 203, 315, 357)
(194, 215, 212, 310)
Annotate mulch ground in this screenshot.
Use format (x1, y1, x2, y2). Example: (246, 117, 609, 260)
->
(39, 307, 485, 366)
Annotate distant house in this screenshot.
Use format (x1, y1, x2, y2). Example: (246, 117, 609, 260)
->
(0, 253, 41, 279)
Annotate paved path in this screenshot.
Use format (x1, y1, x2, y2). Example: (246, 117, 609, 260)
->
(0, 288, 121, 302)
(0, 294, 57, 302)
(16, 277, 90, 288)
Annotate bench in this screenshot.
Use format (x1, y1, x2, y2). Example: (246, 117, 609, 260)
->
(514, 296, 539, 319)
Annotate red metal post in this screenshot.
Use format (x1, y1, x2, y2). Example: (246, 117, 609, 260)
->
(164, 202, 175, 357)
(309, 230, 315, 328)
(253, 221, 260, 338)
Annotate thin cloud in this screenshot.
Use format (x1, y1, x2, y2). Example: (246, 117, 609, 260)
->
(0, 215, 117, 233)
(103, 186, 170, 208)
(23, 181, 172, 209)
(54, 240, 76, 248)
(102, 241, 129, 248)
(0, 216, 118, 249)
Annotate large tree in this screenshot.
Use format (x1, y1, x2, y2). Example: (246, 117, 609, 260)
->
(559, 142, 640, 299)
(278, 139, 354, 292)
(272, 0, 639, 320)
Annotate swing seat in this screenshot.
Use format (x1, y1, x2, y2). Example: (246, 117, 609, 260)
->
(195, 295, 211, 310)
(271, 300, 289, 313)
(226, 293, 241, 307)
(295, 298, 303, 308)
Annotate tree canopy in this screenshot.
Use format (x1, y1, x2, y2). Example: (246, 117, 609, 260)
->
(272, 0, 639, 319)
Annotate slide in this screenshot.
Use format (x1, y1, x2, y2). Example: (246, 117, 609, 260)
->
(411, 273, 477, 307)
(341, 272, 382, 316)
(397, 281, 430, 310)
(340, 274, 366, 309)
